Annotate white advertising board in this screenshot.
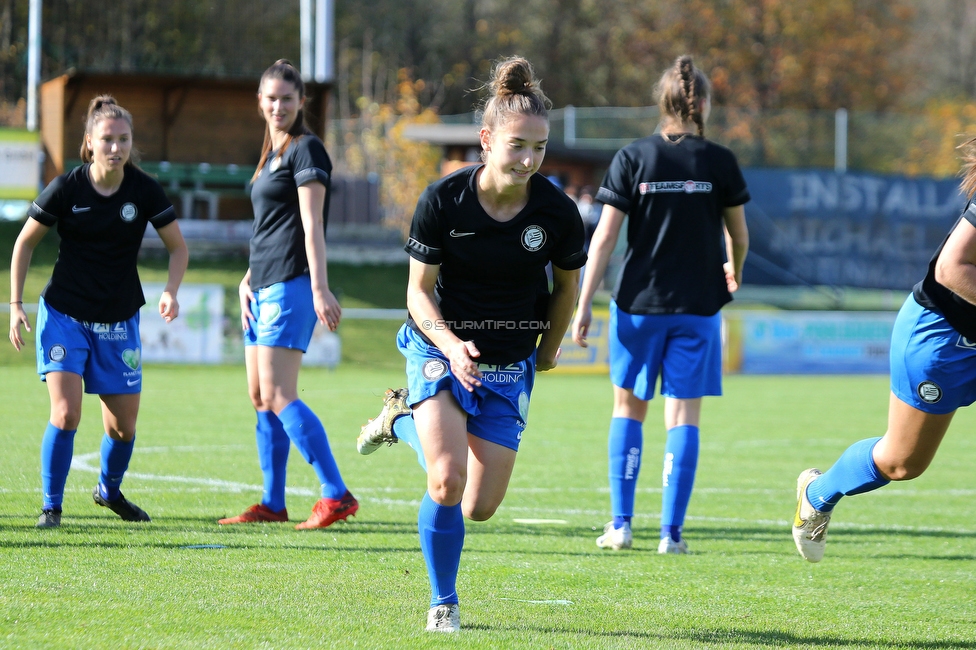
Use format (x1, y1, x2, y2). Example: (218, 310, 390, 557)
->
(140, 283, 225, 364)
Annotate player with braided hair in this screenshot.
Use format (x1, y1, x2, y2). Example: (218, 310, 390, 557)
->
(572, 54, 750, 553)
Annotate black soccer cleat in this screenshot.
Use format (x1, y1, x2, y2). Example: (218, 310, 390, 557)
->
(36, 508, 62, 528)
(92, 486, 151, 522)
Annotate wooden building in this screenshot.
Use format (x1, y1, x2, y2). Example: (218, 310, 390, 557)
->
(402, 123, 614, 191)
(39, 71, 331, 220)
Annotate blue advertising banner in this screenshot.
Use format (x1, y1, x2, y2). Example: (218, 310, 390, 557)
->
(724, 311, 896, 374)
(742, 169, 967, 290)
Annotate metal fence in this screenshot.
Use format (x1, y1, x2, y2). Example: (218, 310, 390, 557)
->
(412, 106, 956, 178)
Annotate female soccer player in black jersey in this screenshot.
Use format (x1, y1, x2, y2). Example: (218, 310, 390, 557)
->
(573, 55, 750, 554)
(218, 60, 357, 530)
(9, 96, 188, 527)
(356, 56, 586, 632)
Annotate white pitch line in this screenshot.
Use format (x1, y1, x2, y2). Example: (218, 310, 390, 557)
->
(71, 451, 318, 497)
(61, 446, 976, 536)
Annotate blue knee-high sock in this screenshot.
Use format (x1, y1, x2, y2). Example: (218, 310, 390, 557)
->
(99, 434, 135, 501)
(277, 400, 346, 499)
(392, 414, 427, 471)
(661, 425, 699, 542)
(418, 492, 464, 607)
(41, 423, 76, 510)
(255, 410, 290, 511)
(806, 437, 890, 512)
(608, 417, 643, 528)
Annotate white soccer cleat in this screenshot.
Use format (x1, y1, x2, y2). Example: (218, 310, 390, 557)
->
(426, 603, 460, 632)
(357, 388, 410, 455)
(596, 521, 633, 550)
(657, 534, 689, 554)
(793, 468, 832, 562)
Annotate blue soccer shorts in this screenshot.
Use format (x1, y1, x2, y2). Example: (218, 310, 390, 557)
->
(35, 296, 143, 394)
(244, 273, 317, 352)
(890, 294, 976, 414)
(609, 300, 723, 401)
(396, 324, 535, 451)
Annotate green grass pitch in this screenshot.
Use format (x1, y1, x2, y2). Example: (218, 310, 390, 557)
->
(1, 365, 975, 649)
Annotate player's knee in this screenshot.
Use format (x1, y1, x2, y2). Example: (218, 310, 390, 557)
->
(464, 502, 498, 521)
(50, 403, 81, 430)
(875, 458, 927, 481)
(106, 428, 136, 443)
(427, 470, 465, 505)
(247, 387, 265, 410)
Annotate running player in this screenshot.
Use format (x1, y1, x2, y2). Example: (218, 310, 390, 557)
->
(355, 56, 586, 632)
(571, 55, 750, 553)
(8, 95, 188, 528)
(793, 138, 976, 562)
(218, 60, 357, 530)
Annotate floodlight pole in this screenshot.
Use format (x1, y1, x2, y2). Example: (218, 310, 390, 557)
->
(300, 0, 313, 80)
(27, 0, 41, 131)
(834, 108, 848, 174)
(314, 0, 334, 83)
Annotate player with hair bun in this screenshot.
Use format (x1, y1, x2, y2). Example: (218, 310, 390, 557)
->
(792, 139, 976, 562)
(9, 95, 188, 527)
(218, 59, 358, 530)
(356, 56, 586, 632)
(573, 55, 750, 554)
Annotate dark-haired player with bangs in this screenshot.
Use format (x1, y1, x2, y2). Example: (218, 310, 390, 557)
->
(573, 55, 750, 554)
(218, 59, 357, 531)
(356, 56, 586, 632)
(9, 95, 188, 528)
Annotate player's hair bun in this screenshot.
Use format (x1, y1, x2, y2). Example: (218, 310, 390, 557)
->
(491, 57, 537, 98)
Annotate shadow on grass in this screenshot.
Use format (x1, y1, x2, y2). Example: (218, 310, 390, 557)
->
(464, 623, 976, 649)
(691, 523, 976, 540)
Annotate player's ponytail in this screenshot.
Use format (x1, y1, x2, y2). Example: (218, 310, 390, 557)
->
(79, 95, 139, 166)
(480, 56, 551, 144)
(959, 137, 976, 199)
(656, 55, 710, 137)
(253, 59, 310, 183)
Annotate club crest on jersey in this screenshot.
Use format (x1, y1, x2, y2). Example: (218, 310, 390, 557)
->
(916, 381, 942, 404)
(956, 335, 976, 350)
(522, 225, 547, 251)
(120, 203, 138, 222)
(270, 156, 282, 172)
(422, 359, 449, 381)
(49, 344, 66, 362)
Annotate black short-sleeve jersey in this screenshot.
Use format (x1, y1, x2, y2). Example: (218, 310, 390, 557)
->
(28, 163, 176, 323)
(249, 134, 332, 290)
(913, 200, 976, 339)
(404, 166, 587, 365)
(596, 134, 750, 316)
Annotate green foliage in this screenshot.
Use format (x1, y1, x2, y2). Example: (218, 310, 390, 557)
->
(2, 369, 976, 647)
(41, 0, 299, 80)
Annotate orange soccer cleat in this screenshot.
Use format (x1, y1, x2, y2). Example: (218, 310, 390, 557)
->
(218, 503, 289, 525)
(295, 491, 359, 530)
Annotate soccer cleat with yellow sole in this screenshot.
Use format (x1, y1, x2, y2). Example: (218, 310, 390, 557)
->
(792, 468, 831, 562)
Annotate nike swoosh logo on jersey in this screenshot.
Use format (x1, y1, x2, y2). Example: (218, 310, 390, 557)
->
(71, 205, 91, 213)
(449, 230, 476, 237)
(126, 378, 141, 386)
